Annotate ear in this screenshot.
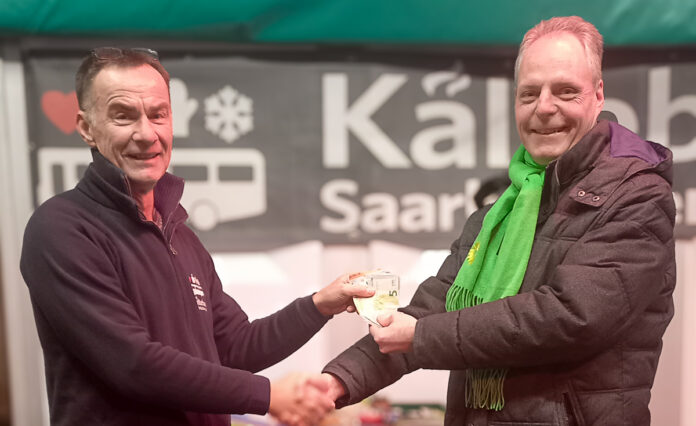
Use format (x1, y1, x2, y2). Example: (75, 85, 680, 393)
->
(76, 110, 97, 148)
(595, 79, 605, 112)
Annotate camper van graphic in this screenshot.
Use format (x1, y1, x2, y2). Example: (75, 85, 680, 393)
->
(36, 147, 267, 231)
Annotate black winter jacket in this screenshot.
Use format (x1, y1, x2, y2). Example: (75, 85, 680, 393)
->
(324, 121, 676, 426)
(21, 150, 330, 426)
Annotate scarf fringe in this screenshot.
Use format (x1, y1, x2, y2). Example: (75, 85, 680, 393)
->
(465, 368, 507, 411)
(446, 288, 507, 411)
(445, 286, 484, 311)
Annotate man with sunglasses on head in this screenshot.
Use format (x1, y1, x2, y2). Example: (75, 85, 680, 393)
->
(20, 47, 373, 426)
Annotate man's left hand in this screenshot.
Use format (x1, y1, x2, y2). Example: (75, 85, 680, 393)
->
(312, 274, 375, 317)
(369, 311, 417, 353)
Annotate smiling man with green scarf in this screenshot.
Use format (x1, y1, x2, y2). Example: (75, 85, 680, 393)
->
(320, 16, 676, 426)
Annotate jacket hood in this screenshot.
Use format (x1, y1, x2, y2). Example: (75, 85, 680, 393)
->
(537, 120, 673, 219)
(607, 121, 673, 185)
(559, 120, 671, 193)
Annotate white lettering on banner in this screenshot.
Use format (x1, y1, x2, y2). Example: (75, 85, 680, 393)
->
(322, 73, 411, 168)
(400, 193, 437, 232)
(486, 77, 511, 168)
(421, 63, 469, 96)
(362, 193, 399, 233)
(322, 71, 515, 171)
(320, 179, 360, 233)
(411, 101, 476, 169)
(603, 98, 639, 133)
(319, 178, 480, 235)
(648, 66, 696, 162)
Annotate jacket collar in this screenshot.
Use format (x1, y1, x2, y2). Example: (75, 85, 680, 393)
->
(539, 120, 673, 217)
(77, 149, 187, 227)
(552, 120, 609, 187)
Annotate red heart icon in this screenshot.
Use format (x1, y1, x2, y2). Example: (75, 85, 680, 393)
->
(41, 90, 79, 134)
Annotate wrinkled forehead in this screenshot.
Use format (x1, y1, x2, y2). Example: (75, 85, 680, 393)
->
(87, 64, 170, 107)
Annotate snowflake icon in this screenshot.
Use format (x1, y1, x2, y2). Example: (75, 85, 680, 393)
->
(204, 85, 254, 144)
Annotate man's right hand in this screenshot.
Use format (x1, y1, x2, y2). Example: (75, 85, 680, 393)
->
(269, 373, 335, 426)
(312, 274, 375, 317)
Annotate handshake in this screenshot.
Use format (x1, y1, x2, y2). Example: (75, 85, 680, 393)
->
(267, 270, 416, 425)
(268, 372, 344, 426)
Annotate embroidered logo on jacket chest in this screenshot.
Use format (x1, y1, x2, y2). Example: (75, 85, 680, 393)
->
(188, 274, 208, 311)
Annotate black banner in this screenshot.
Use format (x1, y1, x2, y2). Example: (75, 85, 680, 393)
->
(24, 49, 696, 250)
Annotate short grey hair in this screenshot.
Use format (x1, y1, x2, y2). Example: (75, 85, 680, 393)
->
(514, 16, 604, 86)
(75, 47, 170, 112)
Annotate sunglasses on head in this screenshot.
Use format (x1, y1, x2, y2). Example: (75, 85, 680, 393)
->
(90, 47, 159, 61)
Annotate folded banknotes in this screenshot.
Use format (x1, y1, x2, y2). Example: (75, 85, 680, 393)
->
(349, 270, 400, 327)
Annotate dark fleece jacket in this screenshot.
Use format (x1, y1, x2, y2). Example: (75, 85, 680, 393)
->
(21, 150, 329, 426)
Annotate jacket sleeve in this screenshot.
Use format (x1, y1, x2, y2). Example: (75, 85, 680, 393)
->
(20, 198, 272, 415)
(411, 172, 676, 370)
(322, 208, 487, 407)
(209, 273, 330, 373)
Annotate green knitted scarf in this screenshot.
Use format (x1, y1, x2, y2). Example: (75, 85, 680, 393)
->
(445, 146, 545, 411)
